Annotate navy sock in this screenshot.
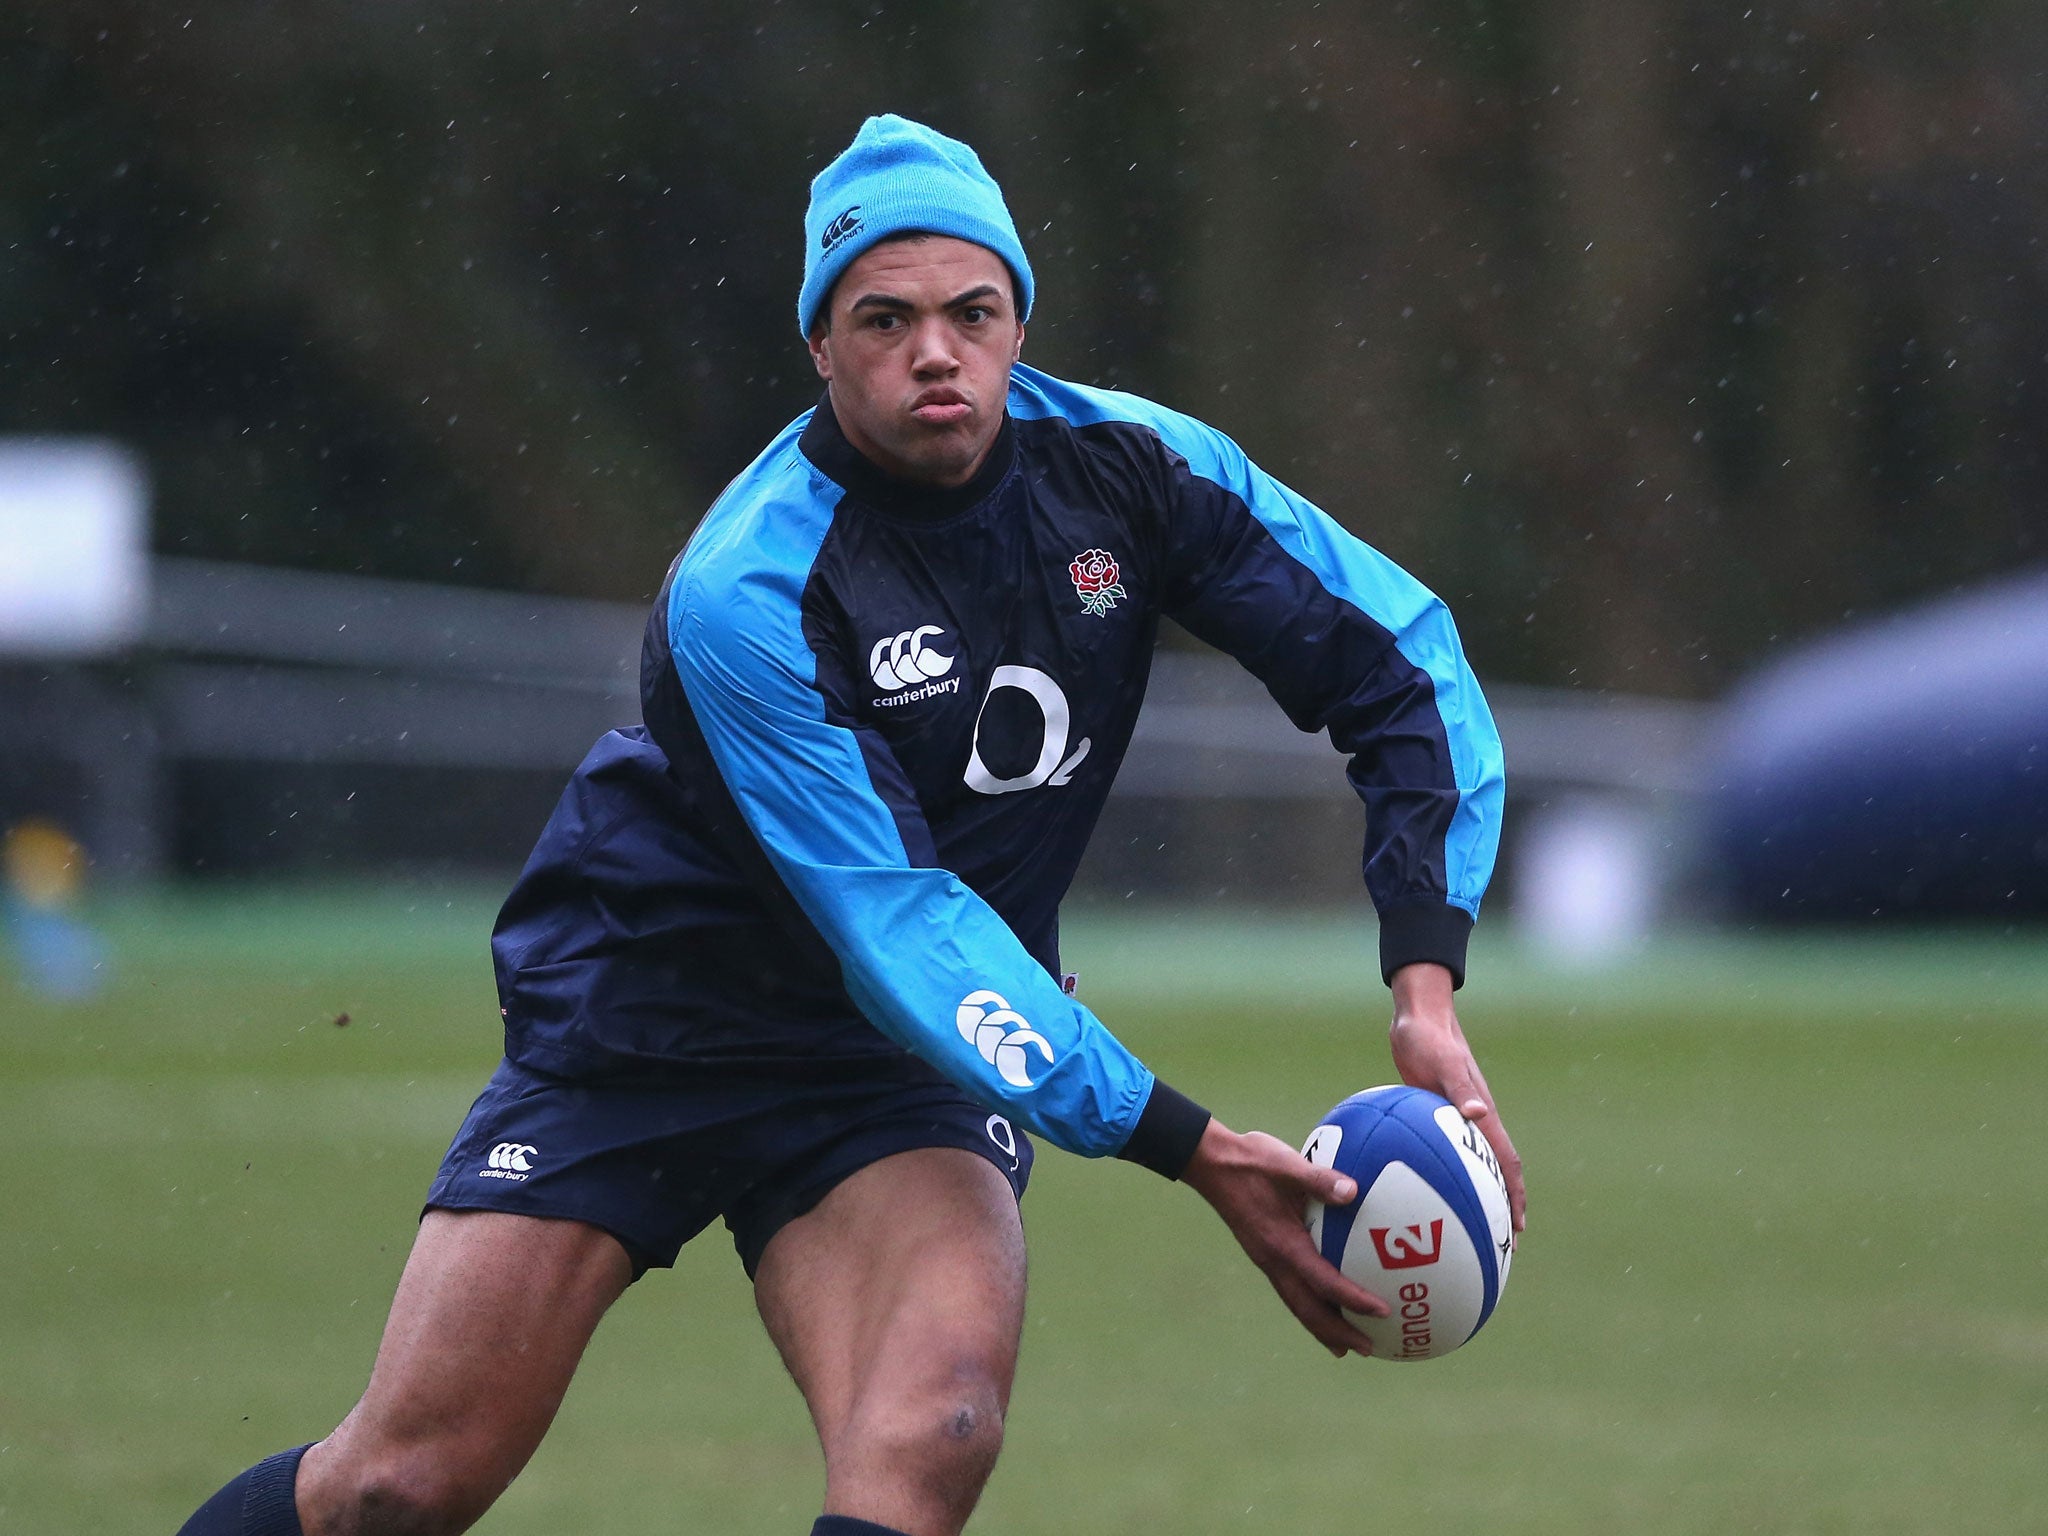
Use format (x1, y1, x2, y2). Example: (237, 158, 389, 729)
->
(176, 1444, 311, 1536)
(810, 1518, 914, 1536)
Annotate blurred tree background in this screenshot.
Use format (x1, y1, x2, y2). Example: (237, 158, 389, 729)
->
(5, 0, 2042, 697)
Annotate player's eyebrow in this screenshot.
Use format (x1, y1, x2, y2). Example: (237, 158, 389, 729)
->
(846, 284, 1004, 315)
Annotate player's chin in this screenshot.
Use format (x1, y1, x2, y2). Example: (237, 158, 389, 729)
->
(902, 428, 984, 480)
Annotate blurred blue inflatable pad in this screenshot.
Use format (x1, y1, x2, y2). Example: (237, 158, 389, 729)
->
(1709, 569, 2048, 920)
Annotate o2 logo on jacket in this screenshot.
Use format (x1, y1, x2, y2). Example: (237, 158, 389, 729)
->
(963, 666, 1091, 795)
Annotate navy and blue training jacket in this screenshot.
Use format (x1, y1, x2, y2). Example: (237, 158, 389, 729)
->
(489, 363, 1505, 1177)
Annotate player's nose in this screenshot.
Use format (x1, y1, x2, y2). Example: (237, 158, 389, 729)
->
(909, 316, 960, 374)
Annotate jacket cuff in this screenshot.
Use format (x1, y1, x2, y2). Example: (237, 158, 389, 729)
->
(1377, 901, 1475, 989)
(1116, 1079, 1212, 1180)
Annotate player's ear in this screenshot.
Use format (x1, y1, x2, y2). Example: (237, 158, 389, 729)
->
(1013, 323, 1025, 363)
(808, 325, 833, 382)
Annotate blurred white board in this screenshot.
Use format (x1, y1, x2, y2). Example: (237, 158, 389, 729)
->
(0, 439, 149, 656)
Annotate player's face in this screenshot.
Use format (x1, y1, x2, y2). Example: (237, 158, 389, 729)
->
(809, 236, 1024, 488)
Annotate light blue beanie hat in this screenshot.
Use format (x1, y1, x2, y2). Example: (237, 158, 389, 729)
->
(798, 114, 1034, 337)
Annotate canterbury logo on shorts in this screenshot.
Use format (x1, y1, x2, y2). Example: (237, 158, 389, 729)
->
(479, 1142, 537, 1181)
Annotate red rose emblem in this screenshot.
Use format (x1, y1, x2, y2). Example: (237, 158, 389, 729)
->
(1068, 548, 1127, 616)
(1070, 549, 1119, 594)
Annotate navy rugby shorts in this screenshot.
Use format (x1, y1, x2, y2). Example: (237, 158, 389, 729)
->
(424, 1056, 1034, 1279)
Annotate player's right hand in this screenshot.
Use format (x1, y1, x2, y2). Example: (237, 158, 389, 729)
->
(1180, 1118, 1388, 1359)
(1388, 962, 1527, 1233)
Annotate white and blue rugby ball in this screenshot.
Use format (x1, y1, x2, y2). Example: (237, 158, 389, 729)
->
(1302, 1085, 1515, 1361)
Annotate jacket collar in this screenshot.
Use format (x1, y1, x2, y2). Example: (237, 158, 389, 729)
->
(799, 392, 1015, 520)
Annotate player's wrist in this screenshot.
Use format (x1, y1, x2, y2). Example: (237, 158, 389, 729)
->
(1388, 960, 1456, 1018)
(1176, 1117, 1248, 1199)
(1116, 1078, 1212, 1181)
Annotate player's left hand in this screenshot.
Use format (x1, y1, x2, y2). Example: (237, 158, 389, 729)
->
(1181, 1118, 1389, 1359)
(1387, 961, 1526, 1232)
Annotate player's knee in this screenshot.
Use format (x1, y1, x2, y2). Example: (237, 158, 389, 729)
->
(932, 1383, 1006, 1476)
(317, 1445, 500, 1536)
(846, 1369, 1007, 1501)
(902, 1398, 1006, 1510)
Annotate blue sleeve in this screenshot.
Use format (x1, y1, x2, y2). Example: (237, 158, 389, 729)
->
(667, 515, 1189, 1163)
(1161, 420, 1505, 984)
(1011, 368, 1504, 985)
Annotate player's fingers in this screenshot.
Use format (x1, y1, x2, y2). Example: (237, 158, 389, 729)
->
(1270, 1267, 1377, 1358)
(1501, 1148, 1527, 1230)
(1461, 1101, 1527, 1232)
(1299, 1250, 1387, 1320)
(1264, 1222, 1387, 1318)
(1445, 1062, 1527, 1233)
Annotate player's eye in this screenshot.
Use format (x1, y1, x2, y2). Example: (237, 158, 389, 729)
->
(960, 305, 993, 325)
(869, 312, 903, 330)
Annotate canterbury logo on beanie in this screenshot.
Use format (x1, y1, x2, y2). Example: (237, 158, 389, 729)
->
(797, 114, 1035, 337)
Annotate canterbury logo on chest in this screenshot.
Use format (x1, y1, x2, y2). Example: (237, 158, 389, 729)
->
(869, 625, 961, 708)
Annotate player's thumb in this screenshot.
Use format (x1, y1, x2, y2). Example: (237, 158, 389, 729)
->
(1306, 1163, 1357, 1207)
(1268, 1134, 1355, 1205)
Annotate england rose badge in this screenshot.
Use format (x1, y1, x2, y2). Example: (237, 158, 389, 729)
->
(1069, 548, 1127, 617)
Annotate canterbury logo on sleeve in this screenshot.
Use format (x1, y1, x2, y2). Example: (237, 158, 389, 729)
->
(956, 989, 1056, 1087)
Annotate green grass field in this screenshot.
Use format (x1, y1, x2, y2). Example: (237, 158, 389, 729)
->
(6, 887, 2046, 1533)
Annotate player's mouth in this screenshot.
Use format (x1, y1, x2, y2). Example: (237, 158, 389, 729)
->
(910, 388, 971, 427)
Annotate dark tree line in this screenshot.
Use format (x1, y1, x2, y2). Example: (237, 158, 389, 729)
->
(6, 0, 2043, 694)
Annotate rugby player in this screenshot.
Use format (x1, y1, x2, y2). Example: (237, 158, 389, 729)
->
(179, 114, 1524, 1536)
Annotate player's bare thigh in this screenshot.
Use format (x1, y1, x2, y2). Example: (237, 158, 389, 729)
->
(297, 1208, 633, 1536)
(754, 1146, 1027, 1536)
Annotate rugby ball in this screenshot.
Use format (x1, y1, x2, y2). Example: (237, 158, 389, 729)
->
(1302, 1085, 1514, 1361)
